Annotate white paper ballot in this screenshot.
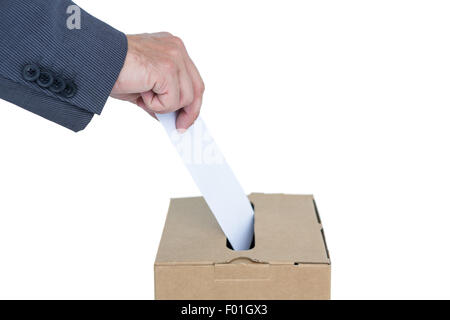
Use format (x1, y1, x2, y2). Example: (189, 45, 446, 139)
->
(156, 112, 254, 250)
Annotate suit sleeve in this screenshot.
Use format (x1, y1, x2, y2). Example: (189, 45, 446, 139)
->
(0, 0, 128, 132)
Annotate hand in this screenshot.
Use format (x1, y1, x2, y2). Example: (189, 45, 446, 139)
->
(111, 33, 205, 130)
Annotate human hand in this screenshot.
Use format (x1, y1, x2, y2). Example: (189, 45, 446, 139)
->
(111, 32, 205, 130)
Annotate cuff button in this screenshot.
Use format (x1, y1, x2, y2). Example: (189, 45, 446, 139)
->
(62, 81, 77, 98)
(36, 71, 54, 88)
(22, 64, 40, 82)
(49, 77, 66, 93)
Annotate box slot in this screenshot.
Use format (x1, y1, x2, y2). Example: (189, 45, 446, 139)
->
(226, 202, 255, 251)
(226, 234, 255, 251)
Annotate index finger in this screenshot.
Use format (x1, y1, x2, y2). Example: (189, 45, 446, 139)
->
(176, 57, 205, 130)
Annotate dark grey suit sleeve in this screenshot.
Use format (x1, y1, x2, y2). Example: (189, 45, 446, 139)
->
(0, 0, 128, 132)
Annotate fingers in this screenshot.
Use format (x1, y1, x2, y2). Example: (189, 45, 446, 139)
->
(142, 67, 194, 115)
(136, 96, 157, 120)
(178, 64, 195, 108)
(119, 32, 203, 128)
(176, 55, 205, 130)
(176, 95, 202, 131)
(140, 67, 181, 114)
(141, 38, 195, 115)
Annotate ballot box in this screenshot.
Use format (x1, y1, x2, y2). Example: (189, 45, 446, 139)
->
(154, 193, 331, 300)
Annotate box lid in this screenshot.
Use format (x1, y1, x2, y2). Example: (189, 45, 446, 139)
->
(155, 193, 330, 266)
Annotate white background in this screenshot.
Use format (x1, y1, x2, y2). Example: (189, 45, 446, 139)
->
(1, 0, 450, 299)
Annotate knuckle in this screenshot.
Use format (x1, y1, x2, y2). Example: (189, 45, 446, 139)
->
(168, 47, 181, 58)
(171, 36, 184, 47)
(167, 42, 184, 59)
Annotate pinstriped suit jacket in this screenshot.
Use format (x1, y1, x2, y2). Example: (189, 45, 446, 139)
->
(0, 0, 127, 131)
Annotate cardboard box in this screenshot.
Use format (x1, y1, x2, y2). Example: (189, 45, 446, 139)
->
(155, 193, 331, 300)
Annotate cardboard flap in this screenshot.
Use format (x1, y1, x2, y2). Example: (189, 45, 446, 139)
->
(155, 193, 330, 266)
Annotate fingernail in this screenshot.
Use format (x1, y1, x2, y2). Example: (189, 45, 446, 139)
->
(177, 128, 187, 134)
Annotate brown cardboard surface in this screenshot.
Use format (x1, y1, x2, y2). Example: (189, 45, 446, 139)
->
(155, 193, 331, 300)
